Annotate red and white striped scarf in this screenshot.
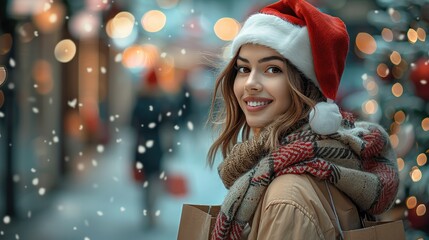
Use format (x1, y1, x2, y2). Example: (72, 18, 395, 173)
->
(211, 115, 399, 240)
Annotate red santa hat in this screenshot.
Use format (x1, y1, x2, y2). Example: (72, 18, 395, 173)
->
(230, 0, 349, 135)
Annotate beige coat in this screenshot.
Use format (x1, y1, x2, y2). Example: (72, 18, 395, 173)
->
(242, 174, 362, 239)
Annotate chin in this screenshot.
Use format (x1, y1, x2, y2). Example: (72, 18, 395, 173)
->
(247, 121, 269, 129)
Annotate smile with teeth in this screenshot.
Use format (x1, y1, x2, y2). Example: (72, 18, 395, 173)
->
(247, 101, 271, 107)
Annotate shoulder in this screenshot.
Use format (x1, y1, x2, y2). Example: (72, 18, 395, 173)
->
(262, 174, 322, 212)
(251, 174, 335, 239)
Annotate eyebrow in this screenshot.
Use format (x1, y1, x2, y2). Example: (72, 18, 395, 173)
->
(237, 55, 286, 63)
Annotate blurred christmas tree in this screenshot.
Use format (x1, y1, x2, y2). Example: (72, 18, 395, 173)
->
(350, 0, 429, 238)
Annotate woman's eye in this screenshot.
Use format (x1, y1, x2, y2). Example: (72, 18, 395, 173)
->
(266, 67, 282, 74)
(236, 66, 250, 73)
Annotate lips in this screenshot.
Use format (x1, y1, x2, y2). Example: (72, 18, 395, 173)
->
(243, 97, 273, 112)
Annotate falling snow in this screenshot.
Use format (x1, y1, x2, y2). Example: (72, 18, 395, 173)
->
(3, 216, 11, 224)
(32, 107, 39, 114)
(148, 122, 156, 129)
(114, 53, 122, 62)
(138, 145, 146, 154)
(97, 145, 104, 153)
(39, 188, 46, 196)
(136, 161, 143, 169)
(96, 211, 104, 216)
(68, 98, 77, 108)
(0, 112, 4, 118)
(77, 163, 85, 171)
(145, 140, 154, 148)
(9, 58, 16, 67)
(187, 121, 194, 131)
(32, 178, 39, 186)
(12, 174, 20, 182)
(100, 66, 107, 74)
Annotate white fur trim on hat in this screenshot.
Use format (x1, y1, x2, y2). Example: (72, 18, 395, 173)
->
(309, 99, 342, 135)
(231, 13, 318, 87)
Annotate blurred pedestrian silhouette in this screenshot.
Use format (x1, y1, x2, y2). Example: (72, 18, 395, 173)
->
(130, 67, 166, 229)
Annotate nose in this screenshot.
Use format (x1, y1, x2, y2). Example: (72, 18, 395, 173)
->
(244, 71, 262, 92)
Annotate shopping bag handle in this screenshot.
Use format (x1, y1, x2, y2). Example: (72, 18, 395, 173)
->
(325, 180, 344, 240)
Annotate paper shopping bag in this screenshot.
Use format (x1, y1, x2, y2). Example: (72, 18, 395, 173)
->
(177, 204, 221, 240)
(343, 219, 405, 240)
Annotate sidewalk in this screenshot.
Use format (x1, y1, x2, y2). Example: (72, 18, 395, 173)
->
(1, 126, 226, 240)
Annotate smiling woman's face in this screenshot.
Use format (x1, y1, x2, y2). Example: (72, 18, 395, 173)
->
(233, 44, 292, 134)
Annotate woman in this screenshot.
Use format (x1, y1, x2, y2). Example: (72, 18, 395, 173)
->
(207, 0, 399, 239)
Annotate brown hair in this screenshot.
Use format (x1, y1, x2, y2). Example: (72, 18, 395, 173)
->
(206, 51, 325, 167)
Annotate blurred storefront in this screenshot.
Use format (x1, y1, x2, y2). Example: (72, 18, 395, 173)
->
(0, 0, 428, 238)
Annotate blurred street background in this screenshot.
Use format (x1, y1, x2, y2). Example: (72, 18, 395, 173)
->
(0, 0, 429, 239)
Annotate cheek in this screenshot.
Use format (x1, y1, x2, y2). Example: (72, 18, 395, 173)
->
(233, 79, 242, 100)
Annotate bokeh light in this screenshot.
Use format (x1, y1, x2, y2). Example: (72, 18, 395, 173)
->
(106, 11, 135, 39)
(33, 2, 65, 33)
(390, 51, 401, 65)
(376, 63, 390, 78)
(407, 196, 418, 209)
(214, 17, 240, 41)
(381, 28, 393, 42)
(54, 39, 77, 63)
(416, 204, 427, 217)
(69, 10, 100, 39)
(390, 134, 399, 148)
(417, 153, 427, 166)
(122, 44, 159, 69)
(408, 28, 418, 43)
(0, 66, 6, 86)
(355, 33, 377, 54)
(394, 111, 406, 124)
(422, 118, 429, 131)
(366, 80, 379, 96)
(411, 167, 422, 182)
(392, 83, 403, 97)
(141, 10, 167, 33)
(32, 60, 53, 94)
(0, 33, 13, 55)
(417, 27, 426, 41)
(362, 99, 378, 114)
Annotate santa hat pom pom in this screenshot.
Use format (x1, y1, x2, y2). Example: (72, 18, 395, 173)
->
(309, 100, 342, 135)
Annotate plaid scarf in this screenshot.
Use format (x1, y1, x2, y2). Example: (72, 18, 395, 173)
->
(211, 114, 399, 240)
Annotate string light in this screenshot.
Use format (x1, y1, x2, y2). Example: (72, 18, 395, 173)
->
(355, 33, 377, 54)
(392, 83, 403, 97)
(406, 196, 417, 209)
(416, 153, 427, 166)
